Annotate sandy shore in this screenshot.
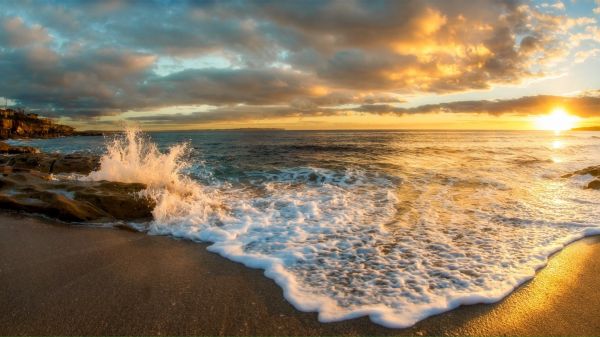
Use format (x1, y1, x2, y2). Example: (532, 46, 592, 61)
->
(1, 213, 600, 336)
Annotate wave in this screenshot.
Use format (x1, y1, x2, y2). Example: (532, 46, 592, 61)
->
(511, 155, 554, 166)
(81, 127, 600, 328)
(83, 128, 222, 226)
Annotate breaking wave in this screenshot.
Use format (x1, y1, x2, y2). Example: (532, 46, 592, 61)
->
(84, 128, 221, 226)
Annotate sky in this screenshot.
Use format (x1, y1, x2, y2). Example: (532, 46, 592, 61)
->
(1, 0, 600, 130)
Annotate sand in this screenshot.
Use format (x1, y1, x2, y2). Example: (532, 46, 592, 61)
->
(1, 212, 600, 336)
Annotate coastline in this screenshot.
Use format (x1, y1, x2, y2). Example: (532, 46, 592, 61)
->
(2, 213, 600, 335)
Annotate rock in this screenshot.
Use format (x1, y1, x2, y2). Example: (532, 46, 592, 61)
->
(0, 152, 99, 174)
(0, 192, 109, 222)
(0, 144, 154, 223)
(73, 130, 114, 136)
(564, 165, 600, 190)
(571, 165, 600, 177)
(68, 181, 153, 220)
(49, 154, 100, 174)
(0, 169, 154, 222)
(0, 141, 40, 154)
(588, 179, 600, 190)
(0, 108, 75, 140)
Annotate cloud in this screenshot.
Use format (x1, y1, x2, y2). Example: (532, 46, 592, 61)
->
(262, 1, 570, 92)
(574, 48, 600, 63)
(128, 105, 344, 125)
(135, 66, 403, 111)
(0, 0, 596, 123)
(0, 45, 400, 117)
(127, 92, 600, 126)
(540, 1, 566, 11)
(0, 16, 51, 47)
(0, 45, 156, 116)
(352, 92, 600, 118)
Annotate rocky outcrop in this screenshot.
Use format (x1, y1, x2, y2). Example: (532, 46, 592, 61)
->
(0, 108, 75, 139)
(73, 130, 109, 136)
(563, 165, 600, 189)
(0, 170, 154, 222)
(588, 179, 600, 189)
(0, 106, 155, 222)
(0, 141, 40, 154)
(0, 151, 155, 222)
(0, 152, 100, 174)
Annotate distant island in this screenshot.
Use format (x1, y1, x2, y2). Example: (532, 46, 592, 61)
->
(172, 127, 286, 132)
(572, 126, 600, 131)
(218, 128, 285, 131)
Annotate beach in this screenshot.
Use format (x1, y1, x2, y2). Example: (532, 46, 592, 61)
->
(3, 0, 600, 334)
(1, 212, 600, 336)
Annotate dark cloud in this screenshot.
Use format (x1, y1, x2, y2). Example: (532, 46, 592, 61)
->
(137, 67, 403, 109)
(128, 105, 343, 125)
(0, 45, 398, 117)
(0, 0, 594, 123)
(353, 92, 600, 118)
(127, 92, 600, 126)
(0, 45, 156, 116)
(0, 16, 51, 47)
(140, 68, 317, 106)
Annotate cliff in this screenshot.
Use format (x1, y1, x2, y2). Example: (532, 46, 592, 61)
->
(0, 108, 75, 139)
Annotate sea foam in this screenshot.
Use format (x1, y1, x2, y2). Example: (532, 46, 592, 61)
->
(83, 128, 600, 328)
(84, 128, 222, 227)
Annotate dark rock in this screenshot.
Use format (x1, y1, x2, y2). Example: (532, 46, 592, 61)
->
(0, 169, 154, 222)
(0, 142, 154, 223)
(588, 179, 600, 190)
(0, 152, 99, 174)
(70, 181, 153, 220)
(0, 108, 75, 140)
(564, 165, 600, 190)
(50, 154, 100, 174)
(563, 165, 600, 179)
(571, 165, 600, 177)
(0, 191, 109, 222)
(74, 130, 117, 137)
(0, 141, 40, 154)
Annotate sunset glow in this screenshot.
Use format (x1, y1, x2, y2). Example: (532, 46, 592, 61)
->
(0, 1, 599, 130)
(2, 1, 600, 335)
(535, 108, 580, 133)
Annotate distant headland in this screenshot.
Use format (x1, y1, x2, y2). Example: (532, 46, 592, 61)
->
(0, 107, 107, 139)
(0, 107, 75, 139)
(572, 126, 600, 131)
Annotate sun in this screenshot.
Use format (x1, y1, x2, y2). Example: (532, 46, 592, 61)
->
(534, 107, 580, 133)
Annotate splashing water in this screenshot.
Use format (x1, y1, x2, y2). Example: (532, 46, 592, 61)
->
(80, 128, 600, 328)
(85, 128, 221, 226)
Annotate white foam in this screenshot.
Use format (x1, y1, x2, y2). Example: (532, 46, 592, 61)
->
(83, 128, 223, 227)
(83, 127, 600, 328)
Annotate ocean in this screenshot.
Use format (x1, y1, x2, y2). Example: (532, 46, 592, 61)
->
(8, 129, 600, 327)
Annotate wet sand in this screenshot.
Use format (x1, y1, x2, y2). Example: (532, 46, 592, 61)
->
(1, 212, 600, 336)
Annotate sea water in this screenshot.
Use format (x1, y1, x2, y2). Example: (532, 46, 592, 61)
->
(9, 129, 600, 327)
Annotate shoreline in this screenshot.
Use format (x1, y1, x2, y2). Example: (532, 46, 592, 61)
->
(2, 212, 600, 335)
